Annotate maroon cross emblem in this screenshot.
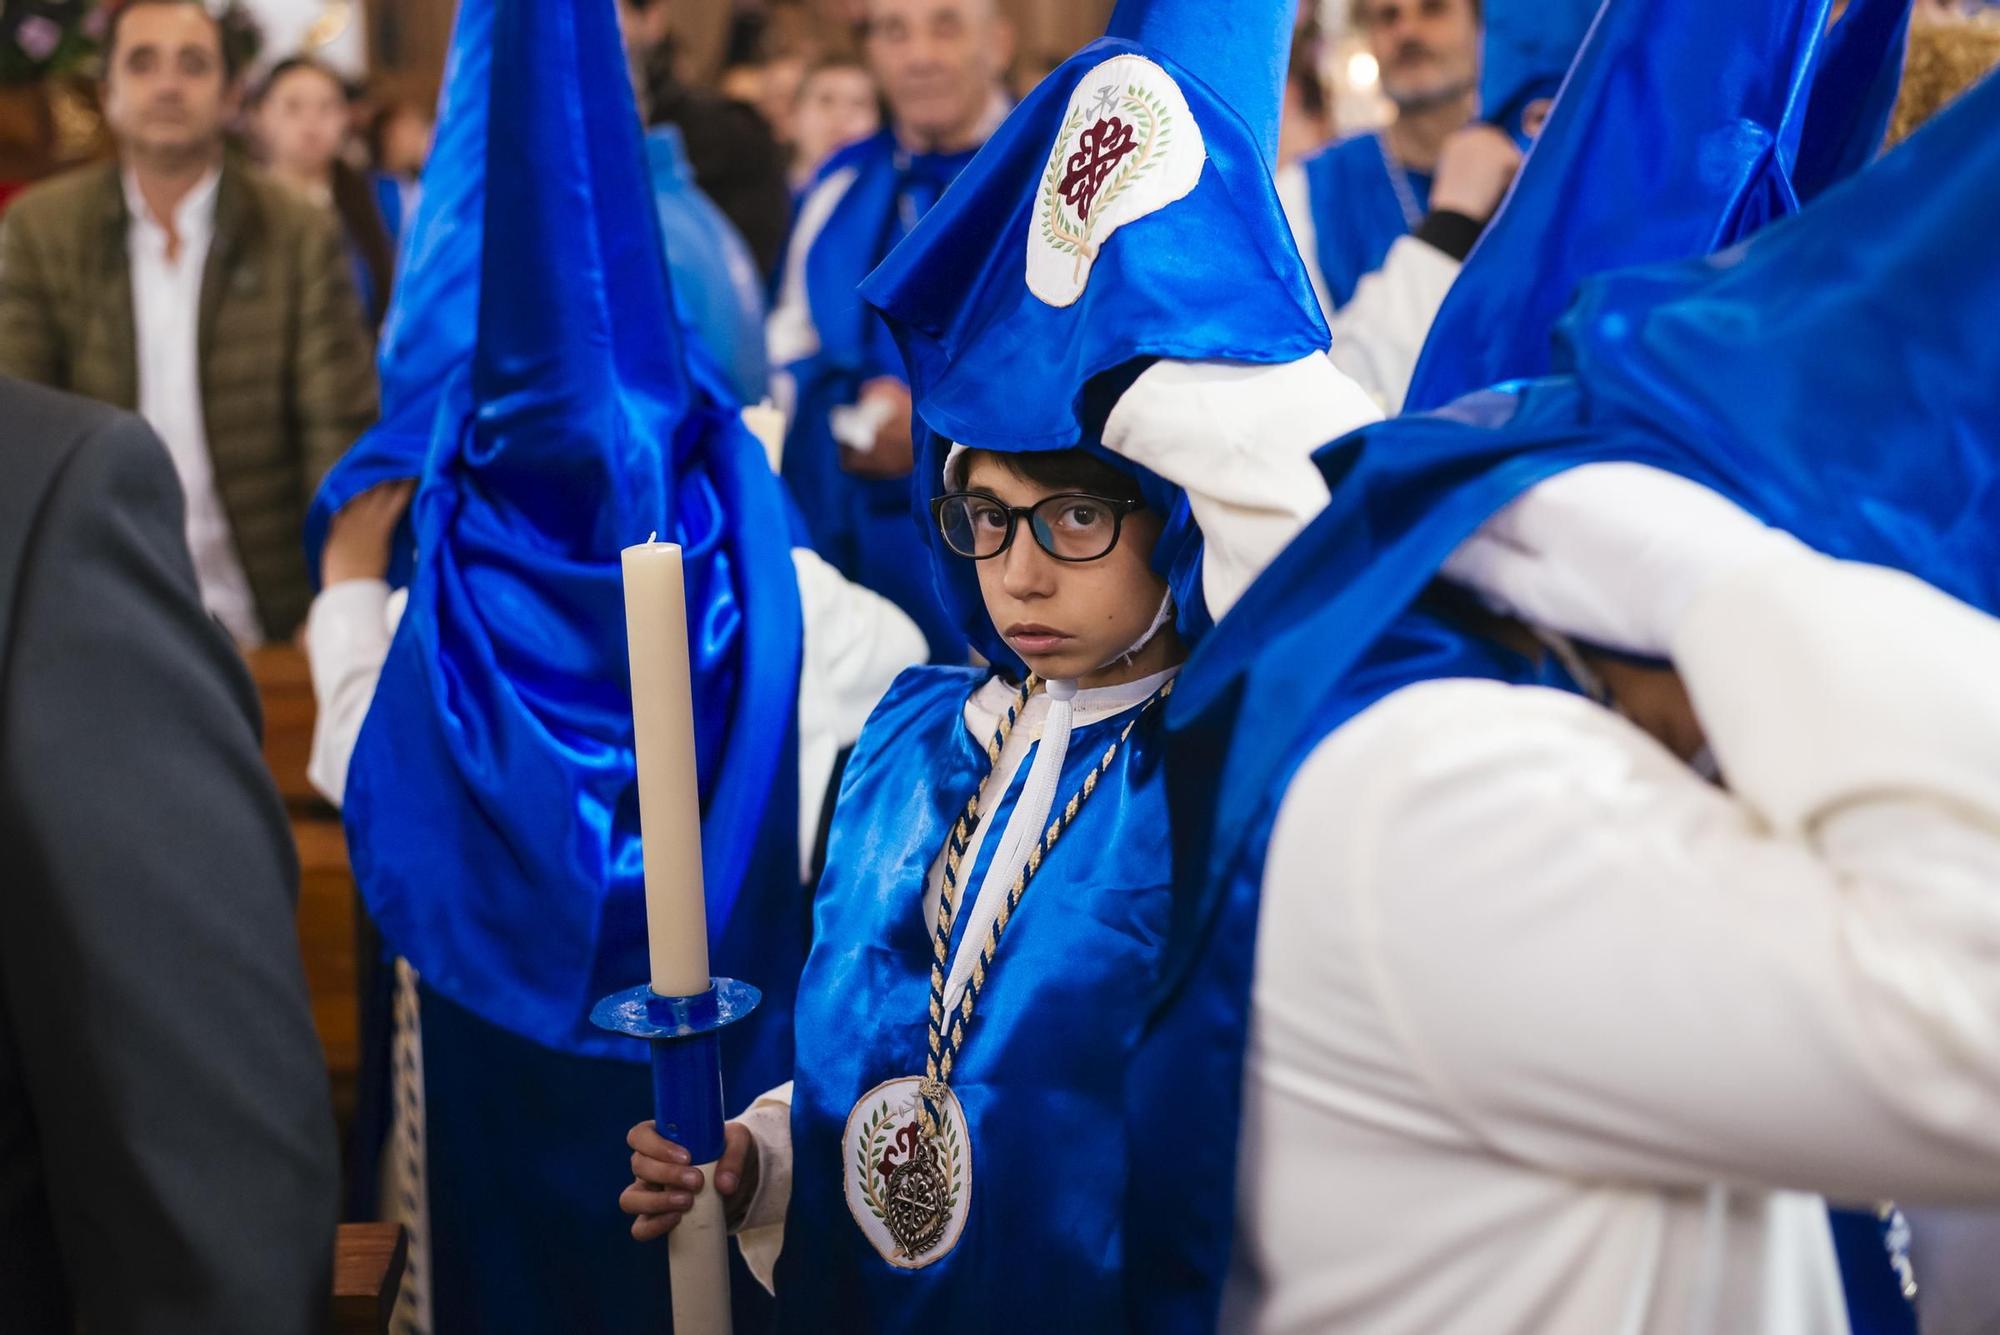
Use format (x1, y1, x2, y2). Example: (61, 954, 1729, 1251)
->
(1059, 116, 1138, 222)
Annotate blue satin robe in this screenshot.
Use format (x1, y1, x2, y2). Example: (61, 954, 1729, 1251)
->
(779, 133, 980, 661)
(777, 667, 1226, 1332)
(1298, 133, 1430, 313)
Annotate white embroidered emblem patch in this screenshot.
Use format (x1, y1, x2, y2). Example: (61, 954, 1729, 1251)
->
(1026, 54, 1208, 308)
(842, 1076, 972, 1269)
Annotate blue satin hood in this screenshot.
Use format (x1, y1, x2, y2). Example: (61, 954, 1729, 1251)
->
(304, 0, 805, 1064)
(1408, 0, 1912, 412)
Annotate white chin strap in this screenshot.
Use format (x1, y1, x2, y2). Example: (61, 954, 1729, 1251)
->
(940, 594, 1177, 1011)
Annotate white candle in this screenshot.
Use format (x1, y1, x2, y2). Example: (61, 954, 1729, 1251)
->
(621, 539, 711, 999)
(741, 400, 786, 473)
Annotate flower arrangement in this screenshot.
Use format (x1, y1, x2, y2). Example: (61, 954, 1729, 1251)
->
(0, 2, 105, 87)
(1, 1, 265, 88)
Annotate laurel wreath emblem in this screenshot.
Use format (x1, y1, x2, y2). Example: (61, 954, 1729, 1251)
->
(854, 1096, 966, 1231)
(1038, 83, 1178, 279)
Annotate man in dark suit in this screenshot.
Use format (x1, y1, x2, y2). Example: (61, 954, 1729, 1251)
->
(0, 376, 338, 1334)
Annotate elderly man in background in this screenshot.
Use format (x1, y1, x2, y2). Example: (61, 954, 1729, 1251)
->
(767, 0, 1014, 662)
(0, 0, 375, 647)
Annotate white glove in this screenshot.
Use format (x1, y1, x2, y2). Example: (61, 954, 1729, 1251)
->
(1441, 462, 1811, 659)
(1100, 354, 1380, 620)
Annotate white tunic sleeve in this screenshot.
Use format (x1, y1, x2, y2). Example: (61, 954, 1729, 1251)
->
(1325, 235, 1461, 415)
(791, 546, 928, 878)
(304, 580, 406, 808)
(1267, 550, 2000, 1201)
(1100, 355, 1380, 622)
(731, 1081, 796, 1293)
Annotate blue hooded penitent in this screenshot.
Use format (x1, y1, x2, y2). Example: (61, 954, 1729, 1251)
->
(759, 5, 1312, 1331)
(310, 0, 803, 1071)
(1405, 0, 1903, 413)
(308, 4, 804, 1328)
(860, 0, 1325, 458)
(861, 0, 1324, 672)
(1168, 60, 2000, 1335)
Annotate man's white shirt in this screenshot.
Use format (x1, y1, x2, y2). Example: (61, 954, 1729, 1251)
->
(124, 167, 263, 646)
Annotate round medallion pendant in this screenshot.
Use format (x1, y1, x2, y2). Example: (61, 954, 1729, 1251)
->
(842, 1076, 972, 1269)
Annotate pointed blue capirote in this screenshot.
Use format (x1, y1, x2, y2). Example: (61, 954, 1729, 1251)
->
(861, 0, 1318, 671)
(314, 0, 803, 1071)
(302, 0, 490, 569)
(1405, 0, 1861, 413)
(1104, 0, 1294, 170)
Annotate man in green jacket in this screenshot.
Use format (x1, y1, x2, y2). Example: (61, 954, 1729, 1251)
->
(0, 0, 377, 644)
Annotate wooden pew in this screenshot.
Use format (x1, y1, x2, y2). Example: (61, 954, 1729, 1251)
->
(246, 645, 360, 1125)
(334, 1223, 409, 1335)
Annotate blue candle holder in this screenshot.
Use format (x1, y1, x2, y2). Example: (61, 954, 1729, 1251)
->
(591, 978, 762, 1165)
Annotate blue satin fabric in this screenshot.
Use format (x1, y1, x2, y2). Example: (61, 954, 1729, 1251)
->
(1167, 67, 2000, 1331)
(1103, 0, 1294, 169)
(779, 130, 977, 661)
(1479, 0, 1604, 135)
(313, 0, 806, 1067)
(859, 31, 1328, 455)
(1299, 133, 1429, 312)
(778, 667, 1193, 1333)
(1792, 0, 1914, 204)
(1408, 0, 1839, 413)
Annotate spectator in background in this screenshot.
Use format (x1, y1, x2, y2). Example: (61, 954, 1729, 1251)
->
(0, 0, 376, 646)
(645, 119, 773, 406)
(366, 96, 433, 247)
(767, 0, 1014, 661)
(1278, 0, 1482, 319)
(789, 54, 881, 190)
(252, 56, 400, 332)
(0, 375, 339, 1335)
(1280, 22, 1333, 167)
(622, 0, 793, 275)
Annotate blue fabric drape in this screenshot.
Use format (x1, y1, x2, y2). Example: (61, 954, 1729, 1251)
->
(1405, 0, 1891, 413)
(1299, 133, 1429, 312)
(1169, 69, 2000, 1335)
(308, 0, 804, 1069)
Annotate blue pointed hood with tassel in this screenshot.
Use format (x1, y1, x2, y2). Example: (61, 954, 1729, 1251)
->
(313, 0, 803, 1068)
(860, 0, 1320, 671)
(1406, 0, 1913, 413)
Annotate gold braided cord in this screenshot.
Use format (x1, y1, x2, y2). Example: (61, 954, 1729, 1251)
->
(923, 675, 1035, 1093)
(918, 676, 1176, 1134)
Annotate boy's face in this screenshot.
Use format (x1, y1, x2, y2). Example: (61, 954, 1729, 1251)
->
(957, 454, 1168, 684)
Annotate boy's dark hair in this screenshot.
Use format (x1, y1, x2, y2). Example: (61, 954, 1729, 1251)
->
(104, 0, 239, 83)
(954, 447, 1146, 505)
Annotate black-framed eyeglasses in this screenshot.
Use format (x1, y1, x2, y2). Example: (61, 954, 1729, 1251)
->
(931, 491, 1144, 564)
